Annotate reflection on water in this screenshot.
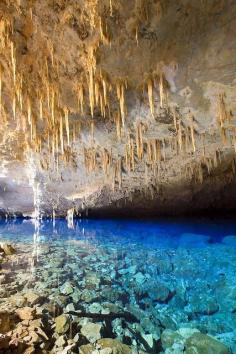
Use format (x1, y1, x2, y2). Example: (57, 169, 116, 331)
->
(0, 217, 236, 353)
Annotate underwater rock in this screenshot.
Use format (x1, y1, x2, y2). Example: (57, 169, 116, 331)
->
(187, 295, 219, 315)
(161, 329, 184, 350)
(80, 322, 103, 343)
(60, 281, 74, 295)
(85, 272, 101, 289)
(79, 343, 94, 354)
(25, 292, 43, 306)
(55, 314, 70, 334)
(97, 338, 132, 354)
(0, 334, 10, 350)
(9, 294, 27, 307)
(0, 243, 16, 255)
(0, 312, 15, 333)
(185, 333, 231, 354)
(16, 307, 36, 321)
(148, 283, 172, 303)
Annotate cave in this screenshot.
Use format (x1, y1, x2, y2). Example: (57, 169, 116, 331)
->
(0, 1, 236, 353)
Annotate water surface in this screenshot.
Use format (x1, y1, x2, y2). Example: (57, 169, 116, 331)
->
(1, 217, 236, 352)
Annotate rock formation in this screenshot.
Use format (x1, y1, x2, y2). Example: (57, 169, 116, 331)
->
(0, 0, 236, 217)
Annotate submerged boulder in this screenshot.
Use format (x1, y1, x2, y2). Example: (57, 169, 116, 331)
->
(55, 314, 70, 334)
(185, 333, 231, 354)
(81, 322, 103, 343)
(0, 243, 16, 255)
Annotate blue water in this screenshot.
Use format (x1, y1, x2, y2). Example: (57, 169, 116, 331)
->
(1, 217, 236, 352)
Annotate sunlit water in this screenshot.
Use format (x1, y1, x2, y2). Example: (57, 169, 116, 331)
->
(1, 217, 236, 352)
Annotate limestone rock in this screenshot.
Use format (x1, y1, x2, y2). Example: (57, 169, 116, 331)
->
(0, 312, 14, 333)
(55, 314, 70, 334)
(0, 334, 10, 349)
(60, 281, 74, 295)
(0, 243, 16, 255)
(161, 329, 184, 350)
(185, 333, 231, 354)
(16, 307, 36, 321)
(97, 339, 132, 354)
(81, 322, 103, 343)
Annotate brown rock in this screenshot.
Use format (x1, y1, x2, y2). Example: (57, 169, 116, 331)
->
(0, 243, 16, 255)
(0, 312, 14, 333)
(16, 307, 36, 321)
(0, 334, 10, 350)
(97, 339, 132, 354)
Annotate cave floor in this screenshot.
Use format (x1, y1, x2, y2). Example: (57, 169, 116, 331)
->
(0, 218, 236, 353)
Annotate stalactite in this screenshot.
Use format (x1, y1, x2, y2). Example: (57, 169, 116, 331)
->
(63, 107, 70, 146)
(116, 80, 127, 126)
(115, 111, 122, 140)
(12, 95, 16, 120)
(233, 129, 236, 154)
(190, 116, 196, 152)
(0, 67, 2, 112)
(136, 122, 144, 160)
(87, 48, 96, 118)
(159, 73, 166, 108)
(60, 114, 64, 154)
(220, 126, 228, 146)
(110, 0, 113, 16)
(10, 41, 16, 86)
(147, 78, 154, 118)
(39, 96, 43, 121)
(77, 83, 84, 115)
(172, 107, 177, 132)
(177, 122, 183, 153)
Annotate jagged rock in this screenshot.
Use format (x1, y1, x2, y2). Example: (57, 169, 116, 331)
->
(85, 272, 101, 289)
(60, 281, 74, 295)
(79, 343, 94, 354)
(25, 292, 43, 306)
(16, 307, 36, 321)
(0, 243, 16, 255)
(97, 339, 132, 354)
(148, 283, 172, 303)
(161, 329, 184, 350)
(185, 333, 231, 354)
(9, 294, 26, 307)
(81, 322, 103, 343)
(0, 334, 10, 349)
(0, 312, 14, 333)
(187, 296, 219, 315)
(55, 314, 70, 334)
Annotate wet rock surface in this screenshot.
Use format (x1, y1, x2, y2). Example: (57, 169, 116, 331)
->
(0, 231, 235, 353)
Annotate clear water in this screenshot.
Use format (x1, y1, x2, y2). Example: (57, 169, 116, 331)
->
(1, 217, 236, 352)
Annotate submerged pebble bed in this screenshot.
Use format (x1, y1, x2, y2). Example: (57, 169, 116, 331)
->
(0, 219, 236, 353)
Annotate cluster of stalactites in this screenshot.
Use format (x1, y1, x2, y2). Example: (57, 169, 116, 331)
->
(145, 72, 169, 118)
